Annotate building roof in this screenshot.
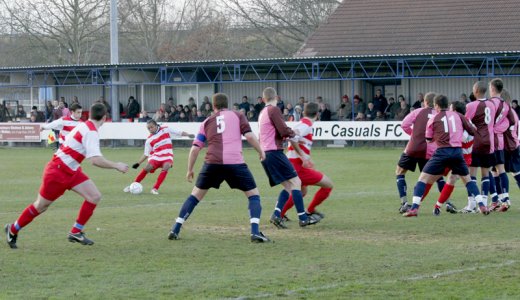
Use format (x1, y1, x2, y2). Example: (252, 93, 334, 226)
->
(296, 0, 520, 57)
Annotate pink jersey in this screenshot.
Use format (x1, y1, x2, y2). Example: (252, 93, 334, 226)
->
(287, 117, 313, 161)
(504, 109, 519, 151)
(193, 109, 251, 164)
(490, 97, 510, 151)
(426, 110, 475, 148)
(42, 116, 82, 144)
(144, 126, 184, 163)
(401, 107, 436, 158)
(53, 121, 102, 172)
(465, 98, 496, 154)
(258, 105, 295, 151)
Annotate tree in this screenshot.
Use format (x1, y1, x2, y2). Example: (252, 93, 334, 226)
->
(0, 0, 110, 65)
(220, 0, 340, 56)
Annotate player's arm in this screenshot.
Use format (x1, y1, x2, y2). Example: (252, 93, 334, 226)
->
(244, 132, 265, 161)
(400, 109, 417, 135)
(460, 113, 476, 136)
(89, 156, 129, 173)
(289, 140, 314, 168)
(40, 118, 63, 131)
(186, 145, 202, 182)
(425, 116, 434, 143)
(131, 154, 148, 169)
(182, 131, 195, 139)
(269, 107, 295, 138)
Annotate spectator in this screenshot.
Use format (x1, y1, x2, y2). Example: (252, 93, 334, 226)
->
(365, 102, 377, 121)
(355, 111, 366, 121)
(469, 92, 476, 102)
(375, 111, 386, 121)
(200, 96, 211, 112)
(99, 96, 111, 116)
(411, 93, 423, 110)
(254, 96, 265, 116)
(51, 100, 63, 122)
(195, 110, 206, 122)
(166, 97, 175, 114)
(232, 103, 240, 112)
(16, 105, 27, 119)
(372, 89, 388, 113)
(126, 96, 141, 120)
(30, 106, 45, 122)
(297, 96, 307, 108)
(353, 95, 366, 120)
(60, 100, 70, 118)
(178, 111, 189, 122)
(247, 109, 257, 121)
(187, 97, 197, 110)
(190, 106, 198, 122)
(385, 97, 400, 120)
(283, 108, 292, 121)
(512, 100, 520, 117)
(337, 95, 352, 120)
(239, 96, 250, 113)
(292, 105, 303, 121)
(460, 93, 469, 104)
(320, 103, 332, 121)
(276, 95, 285, 112)
(138, 110, 152, 123)
(45, 101, 53, 122)
(154, 110, 168, 122)
(201, 102, 212, 117)
(394, 97, 411, 120)
(71, 96, 80, 105)
(286, 103, 294, 115)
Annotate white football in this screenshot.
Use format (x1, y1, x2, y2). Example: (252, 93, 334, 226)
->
(129, 182, 143, 195)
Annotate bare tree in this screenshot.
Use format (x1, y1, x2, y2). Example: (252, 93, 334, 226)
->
(0, 0, 109, 65)
(220, 0, 340, 56)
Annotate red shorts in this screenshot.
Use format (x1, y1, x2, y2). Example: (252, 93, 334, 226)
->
(39, 160, 89, 201)
(147, 159, 173, 173)
(290, 159, 324, 186)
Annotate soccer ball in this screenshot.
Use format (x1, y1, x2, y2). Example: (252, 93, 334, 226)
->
(129, 182, 143, 195)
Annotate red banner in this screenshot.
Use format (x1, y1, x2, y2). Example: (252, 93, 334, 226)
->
(0, 124, 40, 142)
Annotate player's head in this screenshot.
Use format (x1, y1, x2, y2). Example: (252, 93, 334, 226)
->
(90, 103, 107, 121)
(424, 92, 436, 108)
(212, 93, 228, 110)
(501, 88, 512, 103)
(146, 119, 159, 134)
(262, 87, 277, 102)
(434, 94, 449, 110)
(473, 81, 487, 98)
(450, 101, 466, 115)
(70, 103, 83, 120)
(489, 78, 504, 94)
(304, 102, 319, 119)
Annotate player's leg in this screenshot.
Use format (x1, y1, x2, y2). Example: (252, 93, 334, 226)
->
(460, 174, 489, 215)
(69, 179, 102, 245)
(152, 161, 172, 194)
(124, 163, 152, 192)
(244, 188, 270, 243)
(306, 173, 333, 218)
(169, 186, 208, 240)
(281, 186, 308, 220)
(488, 169, 500, 210)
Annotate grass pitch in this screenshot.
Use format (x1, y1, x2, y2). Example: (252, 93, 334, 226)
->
(1, 146, 519, 299)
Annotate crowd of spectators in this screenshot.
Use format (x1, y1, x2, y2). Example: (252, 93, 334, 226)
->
(4, 90, 516, 124)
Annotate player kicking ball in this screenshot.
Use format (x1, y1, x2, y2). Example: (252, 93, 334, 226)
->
(124, 119, 194, 195)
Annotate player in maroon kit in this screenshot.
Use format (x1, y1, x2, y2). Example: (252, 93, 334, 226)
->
(167, 93, 270, 243)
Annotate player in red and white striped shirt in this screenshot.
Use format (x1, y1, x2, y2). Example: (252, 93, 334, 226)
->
(4, 103, 129, 249)
(280, 102, 334, 221)
(124, 119, 194, 195)
(41, 103, 83, 147)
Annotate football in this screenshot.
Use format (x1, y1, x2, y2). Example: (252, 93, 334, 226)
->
(129, 182, 143, 195)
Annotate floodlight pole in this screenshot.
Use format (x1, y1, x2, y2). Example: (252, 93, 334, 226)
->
(110, 0, 120, 121)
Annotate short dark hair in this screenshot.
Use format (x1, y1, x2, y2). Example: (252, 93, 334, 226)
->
(70, 103, 82, 112)
(213, 93, 228, 109)
(490, 78, 504, 93)
(90, 103, 107, 121)
(304, 102, 319, 118)
(434, 94, 449, 109)
(146, 119, 158, 126)
(451, 101, 466, 115)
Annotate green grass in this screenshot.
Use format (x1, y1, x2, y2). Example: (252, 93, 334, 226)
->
(1, 146, 520, 299)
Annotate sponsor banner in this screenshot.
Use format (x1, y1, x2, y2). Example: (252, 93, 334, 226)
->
(0, 124, 41, 142)
(94, 121, 407, 141)
(35, 121, 407, 141)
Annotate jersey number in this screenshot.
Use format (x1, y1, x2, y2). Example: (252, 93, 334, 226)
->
(216, 116, 226, 133)
(484, 107, 491, 124)
(441, 115, 456, 133)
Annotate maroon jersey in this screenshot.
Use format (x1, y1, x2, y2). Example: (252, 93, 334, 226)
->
(465, 99, 496, 154)
(504, 109, 519, 152)
(426, 110, 475, 148)
(401, 107, 435, 158)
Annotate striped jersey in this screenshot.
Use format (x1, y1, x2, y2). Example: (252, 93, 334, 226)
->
(192, 109, 252, 164)
(42, 116, 82, 144)
(144, 126, 184, 163)
(287, 117, 313, 162)
(53, 120, 102, 172)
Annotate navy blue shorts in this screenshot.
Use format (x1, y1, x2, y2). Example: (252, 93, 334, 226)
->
(261, 150, 298, 187)
(397, 153, 428, 172)
(423, 147, 469, 176)
(505, 147, 520, 173)
(470, 152, 496, 168)
(494, 149, 505, 165)
(195, 163, 257, 191)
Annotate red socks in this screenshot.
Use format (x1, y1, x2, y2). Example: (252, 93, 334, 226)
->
(437, 184, 455, 205)
(11, 204, 40, 234)
(135, 170, 148, 183)
(281, 195, 294, 218)
(153, 170, 169, 190)
(71, 200, 97, 234)
(421, 183, 433, 202)
(307, 188, 332, 213)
